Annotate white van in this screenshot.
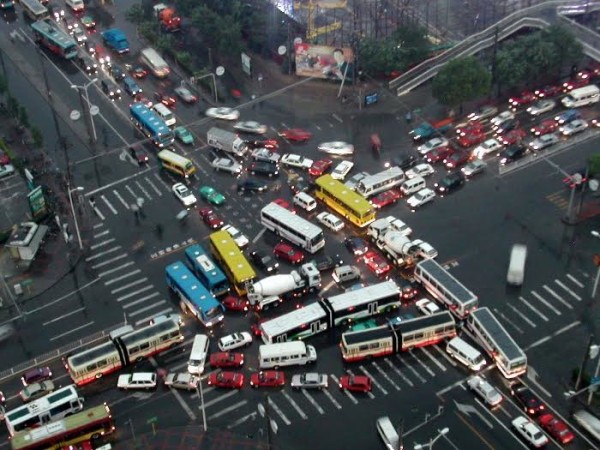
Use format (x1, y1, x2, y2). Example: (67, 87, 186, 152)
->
(376, 416, 399, 449)
(446, 337, 486, 371)
(140, 47, 170, 78)
(572, 409, 600, 442)
(332, 265, 361, 284)
(188, 334, 210, 375)
(507, 244, 527, 286)
(259, 341, 317, 369)
(153, 103, 176, 127)
(65, 0, 84, 12)
(562, 84, 600, 108)
(400, 176, 426, 196)
(293, 192, 317, 212)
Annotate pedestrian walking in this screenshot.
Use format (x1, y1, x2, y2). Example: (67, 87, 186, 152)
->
(405, 111, 412, 124)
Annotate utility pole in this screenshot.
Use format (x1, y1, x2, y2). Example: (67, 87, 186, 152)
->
(575, 335, 595, 391)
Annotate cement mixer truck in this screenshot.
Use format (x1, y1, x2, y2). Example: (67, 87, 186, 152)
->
(247, 263, 321, 305)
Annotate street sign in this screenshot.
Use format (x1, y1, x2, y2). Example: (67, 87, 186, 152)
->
(27, 186, 47, 219)
(364, 92, 379, 106)
(147, 416, 158, 424)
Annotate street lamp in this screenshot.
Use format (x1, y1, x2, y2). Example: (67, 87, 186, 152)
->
(413, 427, 450, 450)
(591, 231, 600, 298)
(196, 378, 207, 432)
(68, 185, 84, 249)
(70, 78, 98, 143)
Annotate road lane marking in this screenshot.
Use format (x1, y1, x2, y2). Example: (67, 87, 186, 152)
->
(93, 223, 103, 229)
(368, 362, 398, 392)
(85, 246, 121, 262)
(154, 173, 170, 189)
(201, 390, 239, 409)
(554, 279, 582, 301)
(526, 320, 581, 350)
(329, 374, 358, 404)
(332, 113, 343, 123)
(267, 396, 291, 424)
(43, 307, 86, 325)
(228, 412, 257, 429)
(116, 285, 154, 302)
(94, 207, 105, 220)
(113, 189, 130, 209)
(135, 180, 152, 200)
(93, 229, 110, 238)
(110, 277, 149, 294)
(493, 308, 524, 334)
(322, 387, 342, 409)
(566, 273, 584, 288)
(531, 291, 561, 315)
(395, 354, 426, 383)
(90, 238, 116, 250)
(50, 321, 94, 341)
(281, 390, 308, 419)
(209, 400, 248, 420)
(506, 304, 536, 328)
(410, 351, 435, 377)
(252, 227, 267, 244)
(518, 296, 549, 321)
(124, 295, 163, 312)
(101, 194, 118, 215)
(300, 389, 324, 414)
(135, 308, 174, 326)
(431, 345, 457, 367)
(126, 185, 137, 201)
(383, 358, 414, 386)
(145, 176, 162, 196)
(421, 347, 447, 372)
(91, 253, 128, 269)
(98, 262, 135, 278)
(103, 269, 142, 285)
(542, 285, 573, 309)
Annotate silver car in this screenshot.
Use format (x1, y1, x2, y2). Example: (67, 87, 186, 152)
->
(211, 157, 242, 175)
(251, 148, 280, 164)
(20, 380, 55, 402)
(164, 373, 198, 391)
(467, 375, 503, 407)
(526, 99, 556, 116)
(233, 121, 268, 134)
(291, 373, 328, 390)
(461, 160, 487, 178)
(529, 133, 559, 151)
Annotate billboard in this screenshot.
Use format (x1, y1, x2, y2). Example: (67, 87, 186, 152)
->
(294, 43, 354, 80)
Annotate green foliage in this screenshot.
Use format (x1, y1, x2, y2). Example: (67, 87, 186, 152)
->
(125, 4, 146, 25)
(175, 51, 193, 72)
(138, 21, 159, 44)
(541, 25, 583, 68)
(392, 24, 430, 67)
(588, 155, 600, 177)
(18, 106, 29, 128)
(0, 75, 7, 96)
(432, 57, 491, 107)
(155, 35, 174, 55)
(6, 95, 18, 118)
(30, 127, 43, 149)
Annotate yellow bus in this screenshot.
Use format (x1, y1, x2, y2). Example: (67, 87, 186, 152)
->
(314, 174, 376, 227)
(209, 230, 256, 295)
(157, 149, 196, 178)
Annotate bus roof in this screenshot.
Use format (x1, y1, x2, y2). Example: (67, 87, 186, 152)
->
(260, 302, 326, 338)
(469, 307, 525, 361)
(416, 259, 477, 305)
(22, 0, 47, 14)
(262, 202, 323, 238)
(357, 167, 404, 187)
(315, 175, 374, 215)
(324, 281, 399, 313)
(209, 231, 256, 282)
(6, 385, 78, 423)
(31, 20, 75, 48)
(342, 324, 392, 346)
(393, 311, 455, 335)
(157, 149, 193, 167)
(130, 103, 171, 137)
(165, 262, 221, 310)
(185, 244, 225, 280)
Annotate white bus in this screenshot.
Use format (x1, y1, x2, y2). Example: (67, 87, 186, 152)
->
(259, 341, 317, 369)
(573, 410, 600, 443)
(414, 259, 478, 319)
(261, 202, 325, 253)
(140, 47, 170, 78)
(466, 307, 527, 379)
(4, 385, 84, 436)
(562, 84, 600, 108)
(507, 244, 527, 286)
(152, 102, 176, 127)
(355, 167, 405, 197)
(21, 0, 48, 20)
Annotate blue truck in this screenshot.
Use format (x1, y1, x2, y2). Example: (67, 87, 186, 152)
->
(101, 28, 129, 54)
(409, 118, 453, 141)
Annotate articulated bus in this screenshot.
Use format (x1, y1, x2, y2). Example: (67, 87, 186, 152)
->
(21, 0, 48, 20)
(5, 385, 84, 437)
(414, 259, 478, 319)
(314, 175, 376, 228)
(355, 167, 405, 198)
(260, 202, 325, 253)
(31, 20, 77, 59)
(209, 230, 256, 295)
(466, 307, 527, 379)
(129, 102, 174, 149)
(65, 319, 183, 386)
(165, 260, 225, 327)
(184, 244, 230, 297)
(157, 149, 195, 179)
(10, 403, 114, 450)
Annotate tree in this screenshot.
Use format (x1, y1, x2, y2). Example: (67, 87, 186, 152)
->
(18, 106, 29, 128)
(495, 45, 528, 90)
(432, 57, 491, 107)
(541, 25, 583, 73)
(589, 154, 600, 177)
(125, 5, 146, 25)
(30, 127, 43, 148)
(391, 24, 429, 68)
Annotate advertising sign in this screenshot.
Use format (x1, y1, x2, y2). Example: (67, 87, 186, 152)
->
(294, 43, 353, 80)
(241, 52, 252, 77)
(27, 186, 47, 219)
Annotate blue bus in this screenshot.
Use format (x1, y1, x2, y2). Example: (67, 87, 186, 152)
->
(129, 103, 174, 148)
(31, 20, 77, 59)
(165, 261, 224, 327)
(184, 244, 230, 297)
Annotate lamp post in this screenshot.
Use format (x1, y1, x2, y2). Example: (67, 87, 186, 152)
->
(125, 419, 137, 448)
(67, 185, 84, 249)
(413, 427, 450, 450)
(70, 78, 98, 143)
(196, 378, 207, 432)
(591, 231, 600, 298)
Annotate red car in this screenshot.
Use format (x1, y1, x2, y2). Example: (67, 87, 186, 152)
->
(457, 131, 486, 148)
(134, 93, 153, 107)
(455, 121, 484, 137)
(154, 92, 176, 109)
(199, 207, 224, 230)
(93, 44, 111, 66)
(363, 251, 391, 277)
(209, 352, 245, 368)
(425, 145, 453, 164)
(279, 128, 312, 142)
(273, 198, 296, 214)
(531, 119, 558, 136)
(129, 65, 148, 79)
(250, 370, 285, 388)
(444, 150, 470, 169)
(509, 91, 536, 108)
(273, 242, 305, 264)
(500, 128, 527, 146)
(207, 371, 244, 389)
(370, 189, 401, 209)
(251, 322, 264, 337)
(537, 413, 575, 445)
(247, 139, 279, 151)
(222, 295, 249, 312)
(308, 159, 333, 177)
(338, 375, 372, 392)
(0, 150, 9, 165)
(564, 70, 591, 91)
(534, 84, 562, 98)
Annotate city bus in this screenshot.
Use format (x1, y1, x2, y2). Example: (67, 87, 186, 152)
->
(314, 174, 376, 227)
(4, 385, 84, 436)
(414, 259, 478, 319)
(10, 403, 114, 450)
(260, 202, 325, 253)
(466, 307, 527, 379)
(21, 0, 48, 20)
(129, 103, 174, 149)
(157, 149, 196, 179)
(184, 244, 230, 297)
(260, 281, 402, 343)
(340, 312, 457, 362)
(165, 260, 225, 327)
(140, 47, 170, 78)
(65, 319, 183, 386)
(355, 167, 405, 197)
(209, 230, 256, 295)
(31, 20, 77, 59)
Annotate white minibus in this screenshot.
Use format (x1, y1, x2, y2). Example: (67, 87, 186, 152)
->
(152, 103, 176, 127)
(507, 244, 527, 286)
(446, 337, 486, 371)
(258, 341, 317, 369)
(140, 47, 170, 78)
(188, 334, 209, 375)
(562, 84, 600, 108)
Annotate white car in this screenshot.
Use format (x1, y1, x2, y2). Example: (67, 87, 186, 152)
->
(222, 224, 249, 248)
(490, 110, 515, 128)
(291, 373, 328, 390)
(164, 373, 199, 391)
(345, 171, 370, 190)
(117, 372, 157, 390)
(405, 163, 434, 179)
(560, 119, 588, 136)
(172, 183, 197, 207)
(317, 141, 354, 156)
(316, 212, 345, 232)
(331, 160, 354, 180)
(211, 157, 242, 175)
(467, 375, 503, 407)
(150, 313, 183, 326)
(416, 298, 440, 316)
(529, 133, 559, 151)
(251, 148, 280, 164)
(387, 216, 412, 236)
(406, 188, 435, 209)
(417, 138, 448, 156)
(473, 139, 502, 159)
(0, 164, 15, 179)
(218, 331, 252, 351)
(281, 154, 313, 169)
(205, 107, 240, 121)
(468, 105, 498, 121)
(527, 99, 556, 116)
(461, 160, 487, 178)
(512, 416, 548, 448)
(233, 121, 268, 134)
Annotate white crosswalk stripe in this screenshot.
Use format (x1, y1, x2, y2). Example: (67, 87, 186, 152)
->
(542, 285, 573, 309)
(110, 278, 149, 294)
(395, 354, 426, 383)
(85, 246, 122, 262)
(518, 296, 549, 321)
(409, 351, 435, 377)
(280, 390, 308, 419)
(554, 279, 582, 301)
(422, 347, 447, 371)
(202, 390, 239, 409)
(116, 285, 154, 302)
(126, 299, 165, 316)
(145, 176, 162, 196)
(370, 362, 400, 391)
(383, 358, 414, 387)
(122, 292, 161, 309)
(101, 194, 118, 214)
(113, 189, 130, 209)
(267, 396, 291, 425)
(90, 238, 116, 250)
(104, 269, 142, 286)
(300, 389, 324, 414)
(91, 253, 128, 269)
(505, 303, 537, 328)
(321, 386, 342, 409)
(566, 273, 584, 288)
(209, 400, 247, 420)
(97, 262, 135, 278)
(531, 290, 561, 315)
(135, 180, 152, 200)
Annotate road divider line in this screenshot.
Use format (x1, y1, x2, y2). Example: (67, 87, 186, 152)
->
(110, 277, 149, 294)
(113, 189, 130, 209)
(281, 390, 308, 419)
(208, 400, 248, 421)
(50, 321, 94, 341)
(103, 269, 141, 286)
(101, 195, 118, 215)
(531, 291, 561, 315)
(91, 253, 128, 269)
(505, 304, 536, 328)
(85, 246, 122, 262)
(90, 238, 116, 251)
(518, 296, 549, 321)
(566, 273, 584, 288)
(116, 285, 154, 302)
(554, 279, 582, 301)
(267, 396, 292, 424)
(43, 307, 86, 326)
(542, 285, 573, 309)
(301, 389, 324, 414)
